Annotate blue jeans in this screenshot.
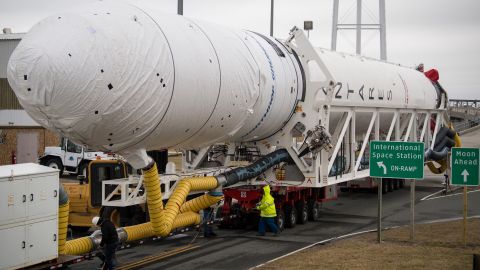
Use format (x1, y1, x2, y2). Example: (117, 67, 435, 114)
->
(258, 217, 279, 235)
(203, 208, 216, 237)
(102, 243, 118, 270)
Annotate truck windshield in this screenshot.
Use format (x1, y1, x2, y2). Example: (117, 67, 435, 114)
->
(66, 140, 83, 153)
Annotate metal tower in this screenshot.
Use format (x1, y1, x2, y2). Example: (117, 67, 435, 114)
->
(331, 0, 387, 60)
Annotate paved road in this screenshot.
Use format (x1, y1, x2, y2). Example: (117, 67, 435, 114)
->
(72, 130, 480, 269)
(72, 176, 480, 270)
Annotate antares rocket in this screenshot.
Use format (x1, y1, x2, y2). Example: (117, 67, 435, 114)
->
(7, 1, 445, 169)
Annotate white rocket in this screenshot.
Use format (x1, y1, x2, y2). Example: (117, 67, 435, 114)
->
(7, 1, 444, 169)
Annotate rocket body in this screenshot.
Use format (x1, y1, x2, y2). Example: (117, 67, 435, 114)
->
(7, 1, 439, 167)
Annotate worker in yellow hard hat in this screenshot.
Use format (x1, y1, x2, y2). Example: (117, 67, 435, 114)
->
(256, 185, 280, 236)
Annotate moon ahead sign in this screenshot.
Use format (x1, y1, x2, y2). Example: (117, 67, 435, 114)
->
(451, 148, 479, 186)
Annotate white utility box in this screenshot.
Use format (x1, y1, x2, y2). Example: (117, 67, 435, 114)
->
(0, 163, 59, 270)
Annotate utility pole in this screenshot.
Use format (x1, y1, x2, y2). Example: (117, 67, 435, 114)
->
(356, 0, 362, 55)
(379, 0, 387, 60)
(331, 0, 387, 60)
(178, 0, 183, 15)
(270, 0, 274, 36)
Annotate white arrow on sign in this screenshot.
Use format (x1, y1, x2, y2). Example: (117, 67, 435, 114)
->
(461, 169, 469, 183)
(377, 161, 387, 174)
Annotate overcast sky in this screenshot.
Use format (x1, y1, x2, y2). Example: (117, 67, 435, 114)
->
(1, 0, 479, 99)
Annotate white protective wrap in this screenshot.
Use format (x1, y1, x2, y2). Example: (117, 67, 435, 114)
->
(313, 49, 438, 110)
(8, 1, 302, 166)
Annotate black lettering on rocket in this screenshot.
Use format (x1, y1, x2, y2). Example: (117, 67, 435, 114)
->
(358, 85, 364, 101)
(387, 90, 393, 100)
(347, 83, 355, 99)
(334, 82, 342, 99)
(378, 89, 384, 100)
(369, 87, 374, 100)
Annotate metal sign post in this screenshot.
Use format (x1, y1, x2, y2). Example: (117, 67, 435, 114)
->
(377, 178, 382, 243)
(410, 179, 415, 240)
(451, 147, 479, 246)
(370, 141, 424, 243)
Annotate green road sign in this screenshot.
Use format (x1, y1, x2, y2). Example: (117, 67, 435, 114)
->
(451, 148, 479, 186)
(369, 141, 424, 179)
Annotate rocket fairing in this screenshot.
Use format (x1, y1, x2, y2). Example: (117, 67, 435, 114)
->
(8, 1, 302, 157)
(8, 1, 440, 168)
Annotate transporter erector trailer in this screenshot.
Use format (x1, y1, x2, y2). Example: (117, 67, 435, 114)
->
(6, 0, 457, 255)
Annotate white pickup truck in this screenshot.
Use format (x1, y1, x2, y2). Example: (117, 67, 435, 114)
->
(39, 137, 110, 176)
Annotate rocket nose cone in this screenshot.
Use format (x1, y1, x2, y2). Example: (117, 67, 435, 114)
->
(8, 4, 175, 152)
(8, 43, 54, 128)
(8, 13, 98, 136)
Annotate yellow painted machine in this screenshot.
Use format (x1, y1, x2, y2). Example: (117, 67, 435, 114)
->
(63, 160, 146, 230)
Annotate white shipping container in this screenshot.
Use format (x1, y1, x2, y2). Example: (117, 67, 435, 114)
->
(0, 163, 59, 270)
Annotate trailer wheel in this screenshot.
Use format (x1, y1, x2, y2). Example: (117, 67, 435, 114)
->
(230, 204, 246, 229)
(296, 201, 308, 225)
(387, 179, 394, 192)
(275, 209, 285, 232)
(284, 204, 297, 228)
(393, 179, 399, 190)
(307, 200, 320, 221)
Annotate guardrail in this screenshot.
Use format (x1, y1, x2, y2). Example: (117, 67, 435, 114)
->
(453, 117, 480, 133)
(450, 106, 480, 117)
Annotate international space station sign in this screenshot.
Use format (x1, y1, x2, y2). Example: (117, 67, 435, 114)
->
(369, 141, 424, 179)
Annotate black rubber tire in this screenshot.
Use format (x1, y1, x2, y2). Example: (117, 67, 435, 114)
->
(307, 200, 320, 221)
(77, 162, 87, 179)
(296, 201, 308, 225)
(381, 179, 387, 194)
(399, 179, 405, 188)
(284, 204, 297, 228)
(387, 180, 394, 192)
(275, 209, 285, 232)
(393, 179, 399, 190)
(230, 204, 247, 229)
(45, 158, 64, 176)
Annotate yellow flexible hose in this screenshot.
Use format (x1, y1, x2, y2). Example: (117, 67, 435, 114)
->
(154, 177, 218, 237)
(58, 200, 70, 254)
(427, 160, 447, 174)
(123, 212, 201, 242)
(454, 133, 462, 147)
(124, 223, 154, 241)
(143, 163, 164, 230)
(65, 237, 94, 255)
(180, 194, 223, 213)
(64, 162, 221, 255)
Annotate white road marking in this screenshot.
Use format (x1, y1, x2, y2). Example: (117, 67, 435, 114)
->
(420, 189, 446, 201)
(422, 189, 480, 201)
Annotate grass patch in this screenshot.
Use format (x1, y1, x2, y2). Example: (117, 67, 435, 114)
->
(259, 219, 480, 270)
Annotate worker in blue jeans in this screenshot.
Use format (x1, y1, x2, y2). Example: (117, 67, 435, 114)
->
(256, 185, 280, 236)
(203, 206, 217, 237)
(93, 216, 118, 270)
